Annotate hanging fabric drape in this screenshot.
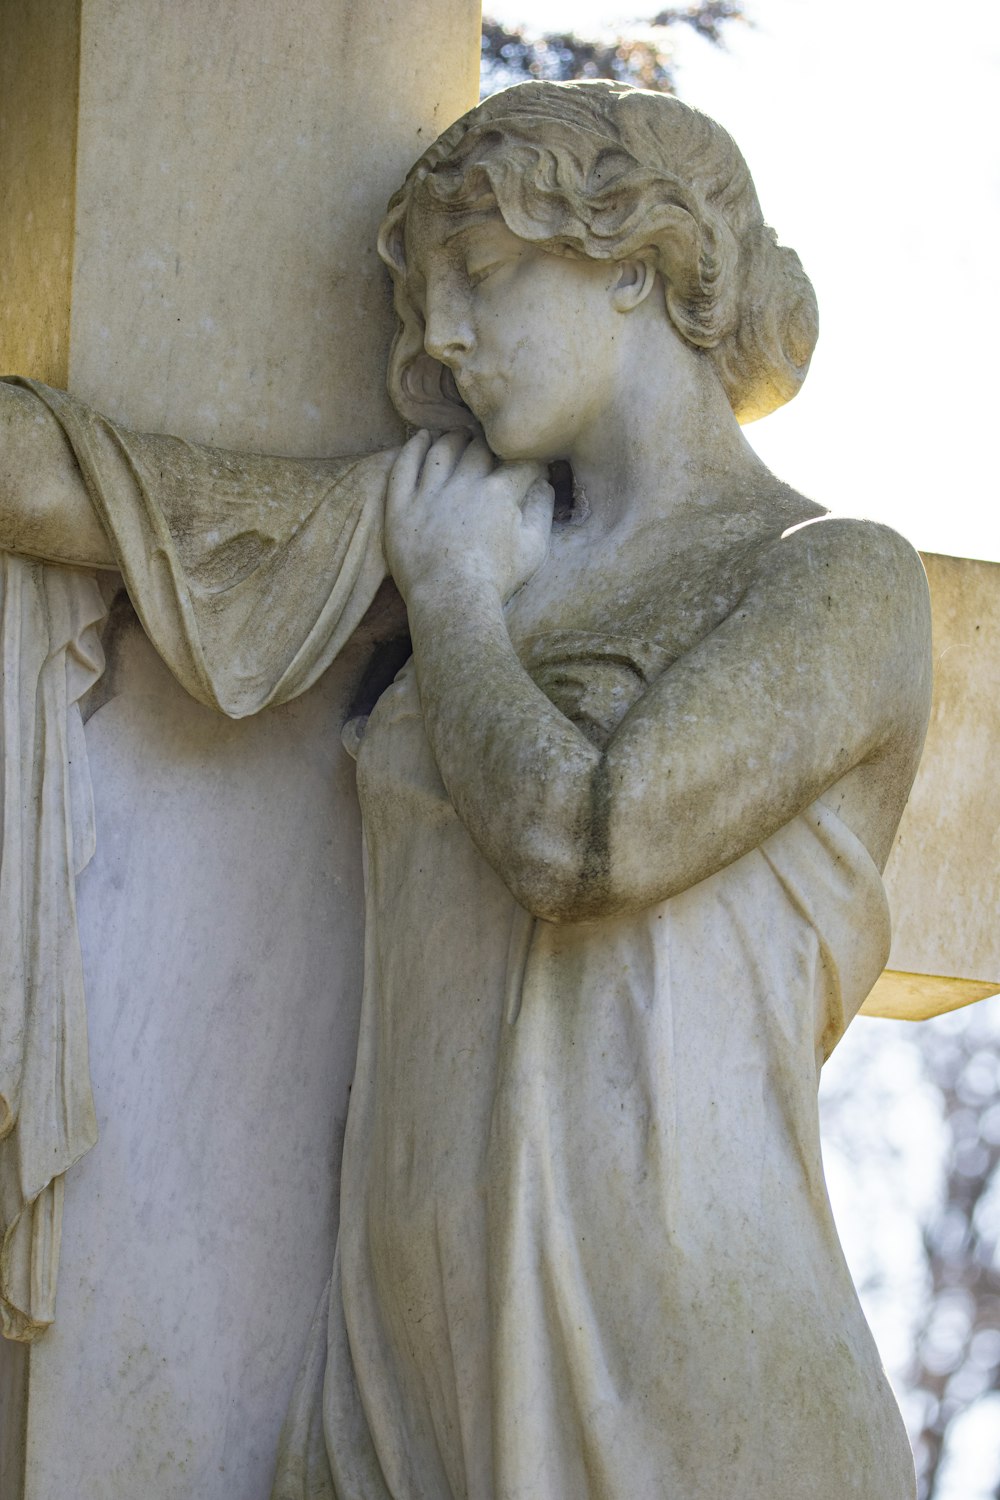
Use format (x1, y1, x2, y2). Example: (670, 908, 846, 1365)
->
(0, 380, 389, 1339)
(0, 555, 107, 1338)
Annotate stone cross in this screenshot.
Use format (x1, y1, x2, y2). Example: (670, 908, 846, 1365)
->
(0, 5, 997, 1498)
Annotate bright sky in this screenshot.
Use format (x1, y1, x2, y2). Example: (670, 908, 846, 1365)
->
(485, 0, 1000, 563)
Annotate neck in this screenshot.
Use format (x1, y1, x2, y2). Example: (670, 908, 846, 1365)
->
(566, 309, 771, 538)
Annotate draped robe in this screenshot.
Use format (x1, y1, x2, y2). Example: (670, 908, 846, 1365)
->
(0, 378, 916, 1498)
(270, 639, 914, 1500)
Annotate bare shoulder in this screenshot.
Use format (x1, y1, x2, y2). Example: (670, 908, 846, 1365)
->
(744, 513, 933, 755)
(742, 514, 932, 668)
(754, 513, 929, 605)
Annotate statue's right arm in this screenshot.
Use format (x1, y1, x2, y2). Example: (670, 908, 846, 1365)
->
(0, 383, 116, 568)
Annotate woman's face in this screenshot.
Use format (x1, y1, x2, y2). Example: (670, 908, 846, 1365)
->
(405, 193, 624, 463)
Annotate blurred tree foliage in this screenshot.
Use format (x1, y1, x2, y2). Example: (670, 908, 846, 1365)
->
(481, 3, 746, 96)
(908, 1012, 1000, 1499)
(821, 1004, 1000, 1500)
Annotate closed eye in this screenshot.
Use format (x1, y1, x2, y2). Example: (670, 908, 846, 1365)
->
(466, 259, 507, 286)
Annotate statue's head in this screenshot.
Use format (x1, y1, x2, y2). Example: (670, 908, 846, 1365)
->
(378, 80, 817, 436)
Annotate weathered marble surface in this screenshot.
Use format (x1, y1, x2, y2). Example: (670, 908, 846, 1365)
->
(883, 552, 1000, 986)
(0, 0, 78, 386)
(27, 628, 367, 1497)
(0, 0, 479, 1495)
(273, 82, 929, 1499)
(861, 551, 1000, 1019)
(71, 0, 480, 455)
(0, 37, 976, 1497)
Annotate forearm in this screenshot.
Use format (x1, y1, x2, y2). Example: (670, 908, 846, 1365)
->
(0, 382, 115, 568)
(407, 580, 603, 920)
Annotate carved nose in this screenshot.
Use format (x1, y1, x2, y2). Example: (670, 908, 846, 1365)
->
(423, 321, 472, 367)
(423, 289, 473, 367)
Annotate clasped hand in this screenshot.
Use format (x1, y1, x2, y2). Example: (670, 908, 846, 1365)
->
(385, 430, 554, 605)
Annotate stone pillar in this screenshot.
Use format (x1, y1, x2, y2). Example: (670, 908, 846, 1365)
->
(0, 3, 480, 1497)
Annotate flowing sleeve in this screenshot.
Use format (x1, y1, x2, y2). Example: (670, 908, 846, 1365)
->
(7, 378, 391, 717)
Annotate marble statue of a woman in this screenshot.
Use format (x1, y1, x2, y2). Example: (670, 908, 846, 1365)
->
(266, 82, 931, 1499)
(0, 81, 930, 1497)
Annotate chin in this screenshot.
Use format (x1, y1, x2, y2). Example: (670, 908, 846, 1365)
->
(482, 417, 558, 465)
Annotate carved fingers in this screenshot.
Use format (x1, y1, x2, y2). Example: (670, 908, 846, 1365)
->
(385, 429, 553, 605)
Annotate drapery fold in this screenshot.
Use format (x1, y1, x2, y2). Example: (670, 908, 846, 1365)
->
(0, 380, 390, 1338)
(13, 379, 392, 717)
(273, 654, 906, 1498)
(0, 555, 107, 1338)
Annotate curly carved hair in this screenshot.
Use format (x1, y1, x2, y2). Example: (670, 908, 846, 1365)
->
(377, 80, 818, 429)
